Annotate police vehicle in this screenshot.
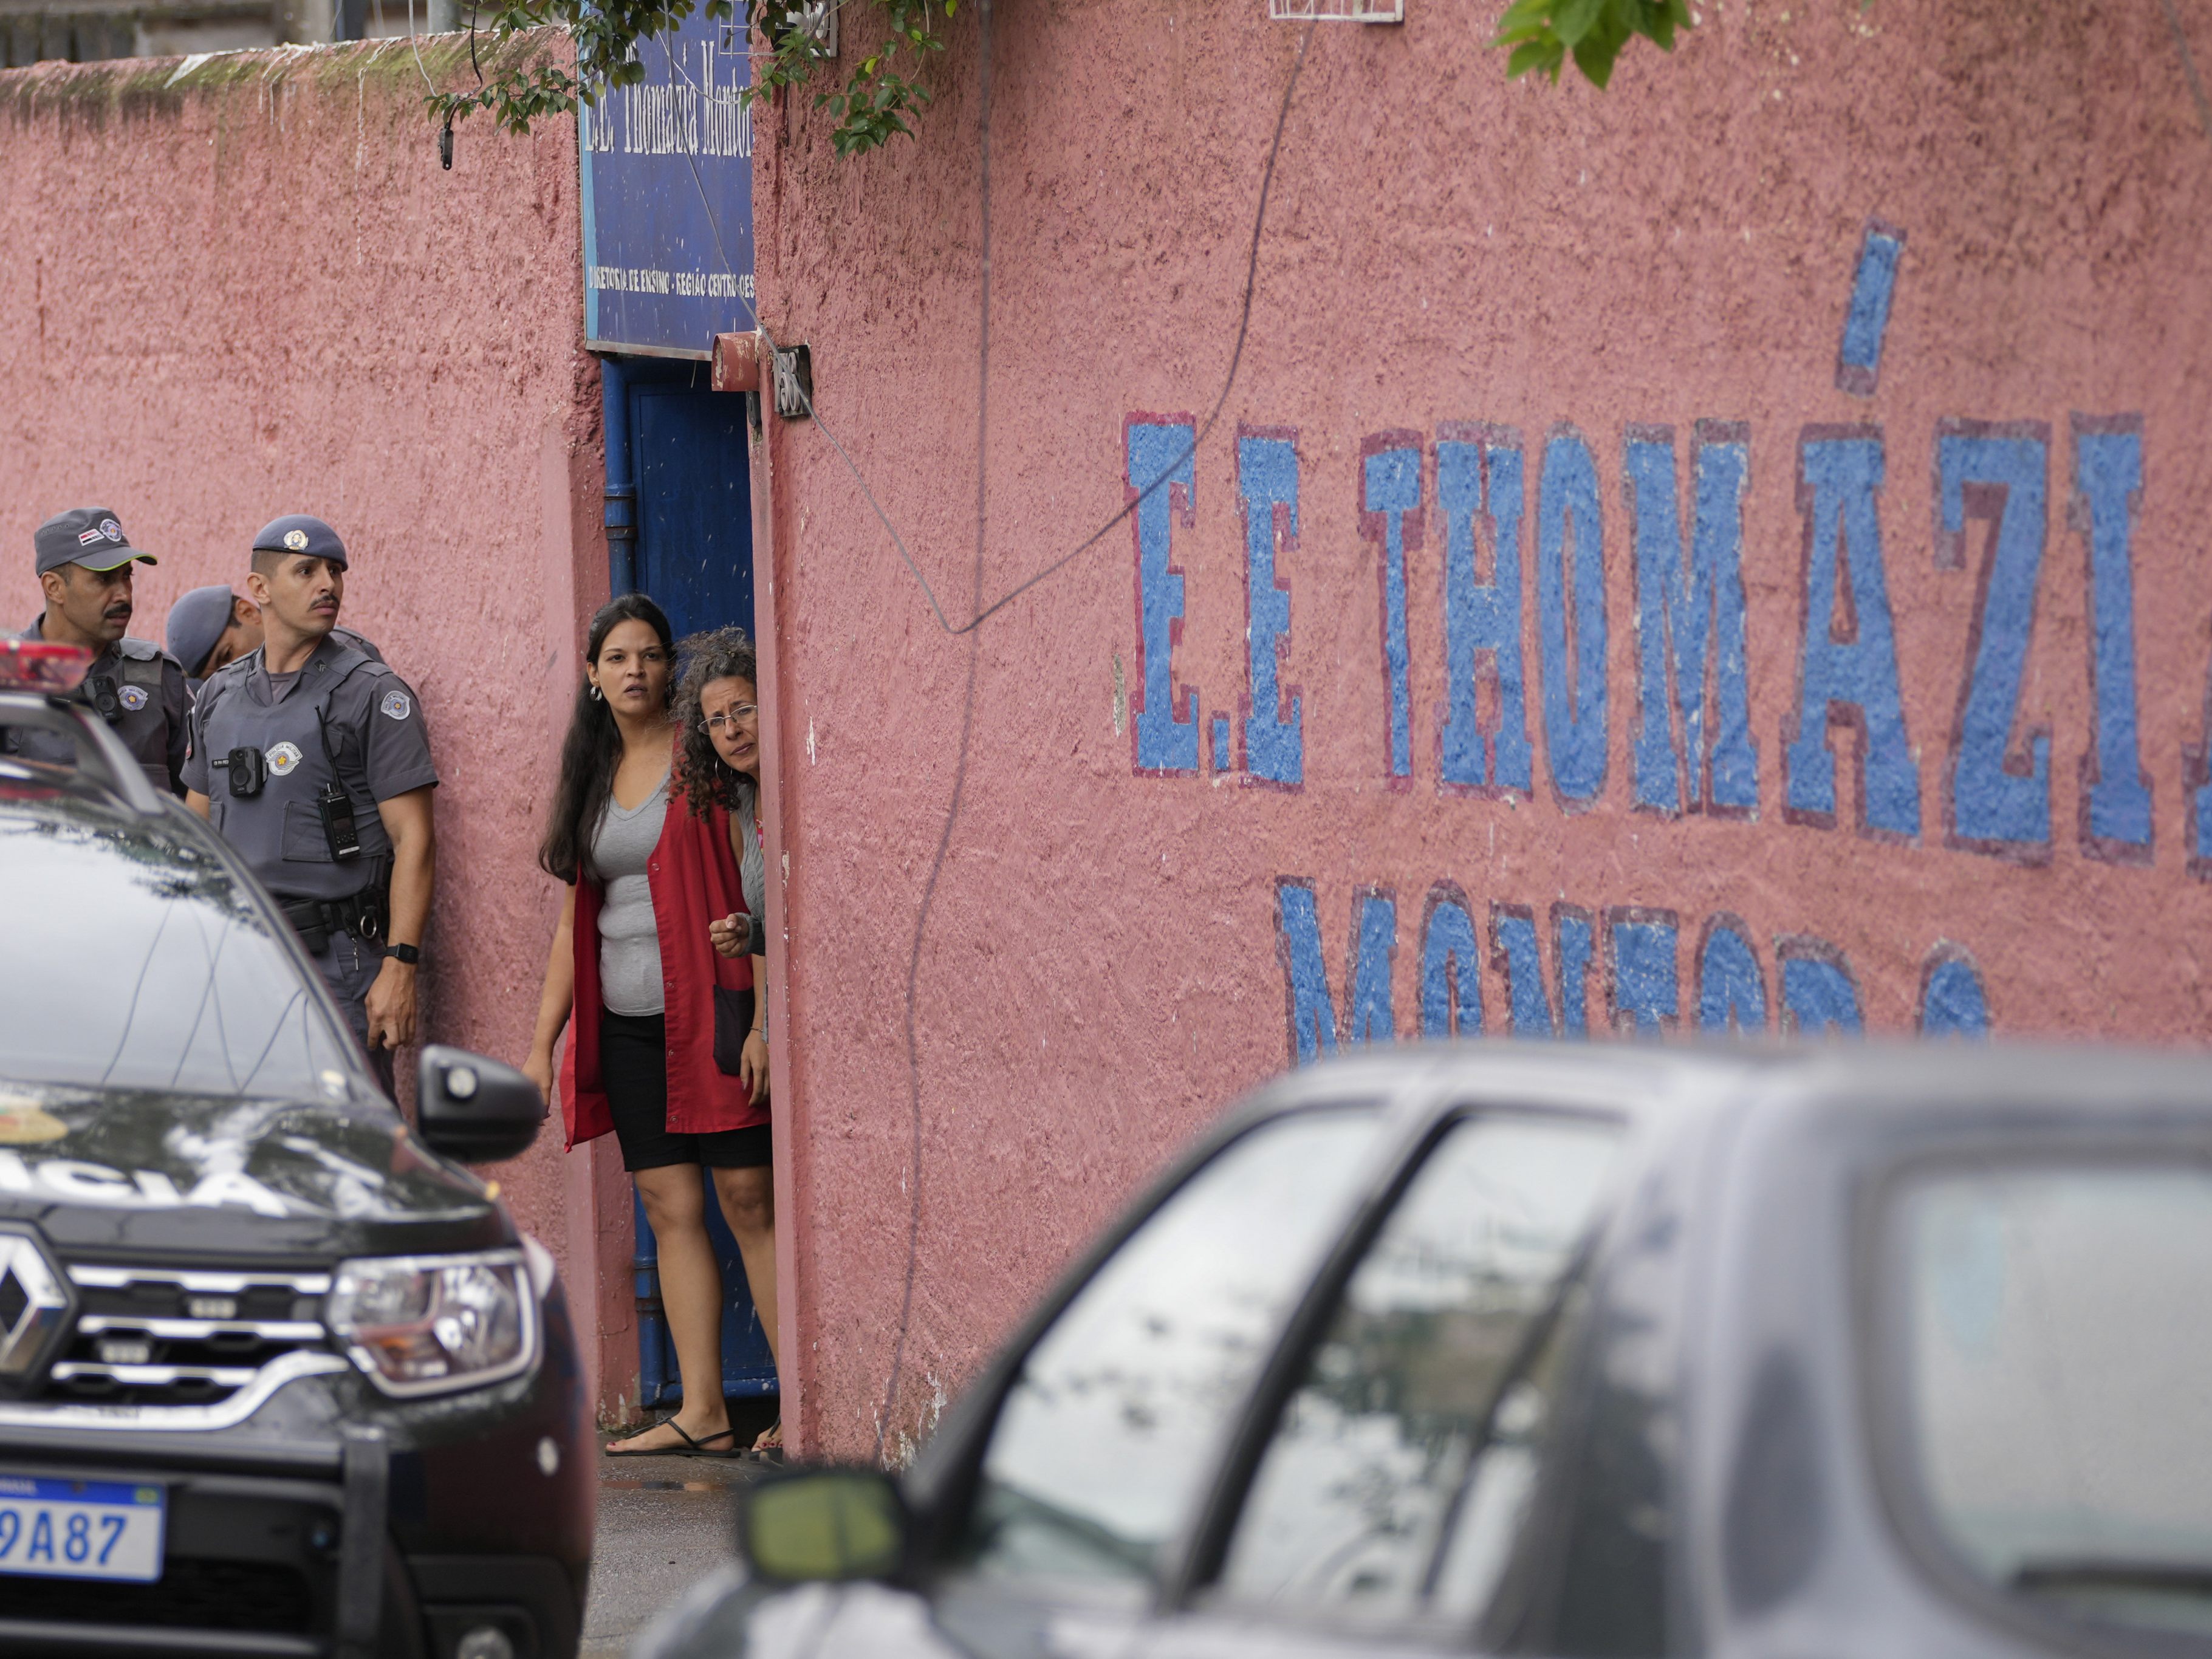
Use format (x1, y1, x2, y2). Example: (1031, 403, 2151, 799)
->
(0, 640, 591, 1658)
(646, 1042, 2212, 1659)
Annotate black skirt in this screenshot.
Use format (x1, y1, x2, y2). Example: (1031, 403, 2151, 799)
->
(600, 1008, 771, 1172)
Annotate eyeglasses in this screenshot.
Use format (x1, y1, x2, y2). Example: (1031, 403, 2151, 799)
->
(701, 705, 759, 733)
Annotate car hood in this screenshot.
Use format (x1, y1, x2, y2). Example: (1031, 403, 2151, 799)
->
(0, 1081, 507, 1258)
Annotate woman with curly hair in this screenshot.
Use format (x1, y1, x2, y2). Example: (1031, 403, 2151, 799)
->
(674, 624, 780, 1455)
(521, 595, 767, 1458)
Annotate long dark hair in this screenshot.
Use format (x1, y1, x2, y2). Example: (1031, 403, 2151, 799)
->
(538, 593, 674, 883)
(674, 626, 759, 820)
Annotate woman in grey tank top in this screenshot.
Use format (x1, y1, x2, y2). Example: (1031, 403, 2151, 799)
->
(676, 626, 779, 1455)
(591, 764, 673, 1016)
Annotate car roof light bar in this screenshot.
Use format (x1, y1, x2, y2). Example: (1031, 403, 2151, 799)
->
(0, 640, 92, 694)
(0, 669, 166, 817)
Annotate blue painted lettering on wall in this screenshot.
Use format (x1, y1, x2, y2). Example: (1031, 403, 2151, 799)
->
(2195, 747, 2212, 872)
(1275, 881, 1337, 1064)
(1276, 880, 1399, 1062)
(1937, 422, 2052, 853)
(1420, 887, 1484, 1038)
(2072, 419, 2154, 860)
(1436, 431, 1535, 795)
(1608, 909, 1679, 1035)
(1835, 222, 1905, 397)
(1778, 938, 1864, 1035)
(1538, 428, 1610, 806)
(1278, 885, 1979, 1057)
(1362, 438, 1422, 784)
(1696, 915, 1767, 1034)
(1786, 430, 1921, 838)
(1238, 433, 1304, 787)
(1490, 907, 1555, 1038)
(1487, 906, 1593, 1038)
(1349, 890, 1399, 1045)
(1129, 411, 2170, 907)
(2191, 662, 2212, 877)
(1919, 945, 1991, 1038)
(1627, 424, 1758, 816)
(1126, 420, 1199, 775)
(1555, 907, 1595, 1037)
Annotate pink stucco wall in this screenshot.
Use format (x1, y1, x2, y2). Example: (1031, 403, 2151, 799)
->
(752, 0, 2212, 1457)
(0, 41, 639, 1417)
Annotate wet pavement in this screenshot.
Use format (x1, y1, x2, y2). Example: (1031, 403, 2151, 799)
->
(582, 1419, 775, 1658)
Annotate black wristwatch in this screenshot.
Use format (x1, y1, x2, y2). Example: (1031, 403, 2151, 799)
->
(385, 943, 421, 966)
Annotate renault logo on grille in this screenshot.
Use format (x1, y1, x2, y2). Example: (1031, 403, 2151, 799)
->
(0, 1228, 74, 1385)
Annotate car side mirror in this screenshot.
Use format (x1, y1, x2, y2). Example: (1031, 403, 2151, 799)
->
(739, 1468, 908, 1584)
(416, 1045, 545, 1165)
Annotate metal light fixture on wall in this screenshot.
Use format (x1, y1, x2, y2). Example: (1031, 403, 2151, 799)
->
(795, 0, 836, 56)
(1268, 0, 1403, 19)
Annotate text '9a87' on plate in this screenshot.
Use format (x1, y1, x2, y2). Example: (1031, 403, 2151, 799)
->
(0, 1476, 164, 1582)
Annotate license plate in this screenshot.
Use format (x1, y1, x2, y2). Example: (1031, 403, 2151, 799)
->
(0, 1476, 165, 1582)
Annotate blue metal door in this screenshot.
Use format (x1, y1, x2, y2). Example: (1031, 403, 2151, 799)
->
(601, 354, 775, 1409)
(633, 1187, 776, 1408)
(632, 376, 755, 641)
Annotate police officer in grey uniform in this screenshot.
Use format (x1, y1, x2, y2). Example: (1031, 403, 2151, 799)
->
(166, 583, 383, 694)
(184, 516, 436, 1095)
(10, 508, 189, 795)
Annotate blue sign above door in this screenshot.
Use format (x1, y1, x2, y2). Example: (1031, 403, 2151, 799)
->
(578, 9, 755, 360)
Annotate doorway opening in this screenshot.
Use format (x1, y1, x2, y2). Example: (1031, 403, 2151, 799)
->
(600, 352, 773, 1426)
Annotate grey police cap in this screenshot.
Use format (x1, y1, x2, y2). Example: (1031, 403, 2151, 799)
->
(252, 515, 348, 570)
(166, 584, 239, 680)
(35, 507, 157, 576)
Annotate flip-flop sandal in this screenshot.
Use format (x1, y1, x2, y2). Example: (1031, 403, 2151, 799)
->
(751, 1420, 784, 1464)
(605, 1420, 742, 1459)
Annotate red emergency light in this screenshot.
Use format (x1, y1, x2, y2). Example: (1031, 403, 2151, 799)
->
(0, 640, 92, 694)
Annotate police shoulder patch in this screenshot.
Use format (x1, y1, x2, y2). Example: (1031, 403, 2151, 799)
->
(267, 741, 304, 777)
(380, 689, 413, 722)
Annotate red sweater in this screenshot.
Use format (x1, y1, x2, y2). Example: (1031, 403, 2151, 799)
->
(561, 796, 761, 1149)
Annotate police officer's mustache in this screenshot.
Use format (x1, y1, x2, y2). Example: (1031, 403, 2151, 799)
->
(102, 602, 131, 620)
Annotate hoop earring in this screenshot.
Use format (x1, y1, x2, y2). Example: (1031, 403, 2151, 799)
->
(589, 684, 603, 702)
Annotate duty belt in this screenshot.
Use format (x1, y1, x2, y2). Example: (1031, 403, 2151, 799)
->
(274, 889, 388, 954)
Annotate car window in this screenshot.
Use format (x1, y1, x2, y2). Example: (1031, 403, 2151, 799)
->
(1889, 1164, 2212, 1641)
(0, 801, 357, 1100)
(1213, 1113, 1623, 1623)
(1428, 1277, 1587, 1625)
(963, 1106, 1386, 1599)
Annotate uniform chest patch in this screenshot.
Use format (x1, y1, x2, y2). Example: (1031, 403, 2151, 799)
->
(380, 690, 412, 722)
(267, 741, 304, 777)
(118, 685, 149, 711)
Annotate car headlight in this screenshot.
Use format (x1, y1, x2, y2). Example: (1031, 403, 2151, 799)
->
(327, 1250, 538, 1397)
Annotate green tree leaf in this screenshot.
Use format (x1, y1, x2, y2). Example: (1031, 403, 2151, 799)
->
(1488, 0, 1693, 88)
(433, 0, 962, 157)
(1504, 36, 1566, 78)
(1550, 0, 1604, 46)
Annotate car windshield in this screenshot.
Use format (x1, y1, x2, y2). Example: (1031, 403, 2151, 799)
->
(1891, 1163, 2212, 1640)
(0, 796, 357, 1100)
